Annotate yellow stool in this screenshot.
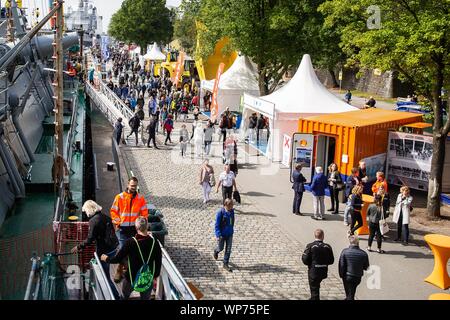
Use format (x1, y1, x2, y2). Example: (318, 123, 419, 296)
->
(429, 293, 450, 300)
(424, 234, 450, 290)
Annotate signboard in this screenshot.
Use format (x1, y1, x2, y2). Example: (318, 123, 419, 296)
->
(373, 68, 382, 76)
(360, 153, 387, 181)
(101, 36, 110, 60)
(338, 70, 343, 81)
(243, 93, 275, 118)
(290, 133, 315, 183)
(282, 135, 291, 167)
(210, 62, 225, 123)
(173, 52, 185, 87)
(386, 131, 432, 191)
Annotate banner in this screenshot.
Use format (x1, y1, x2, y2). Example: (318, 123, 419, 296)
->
(360, 153, 387, 181)
(386, 131, 433, 191)
(173, 52, 185, 87)
(210, 62, 225, 123)
(101, 36, 110, 60)
(282, 135, 291, 168)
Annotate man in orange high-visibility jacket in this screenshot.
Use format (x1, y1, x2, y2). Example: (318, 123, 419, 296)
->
(110, 176, 148, 282)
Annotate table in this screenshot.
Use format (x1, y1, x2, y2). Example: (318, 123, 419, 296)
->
(424, 234, 450, 290)
(428, 293, 450, 300)
(355, 194, 374, 236)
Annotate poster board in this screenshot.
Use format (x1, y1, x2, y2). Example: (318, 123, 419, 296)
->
(290, 133, 314, 183)
(386, 131, 432, 191)
(360, 153, 387, 181)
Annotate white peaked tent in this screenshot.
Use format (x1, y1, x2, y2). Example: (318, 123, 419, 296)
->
(144, 43, 166, 61)
(201, 55, 260, 116)
(242, 54, 358, 161)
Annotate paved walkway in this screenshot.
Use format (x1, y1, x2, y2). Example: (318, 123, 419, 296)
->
(120, 122, 344, 300)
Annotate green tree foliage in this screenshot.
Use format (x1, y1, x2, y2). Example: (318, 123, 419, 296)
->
(173, 0, 201, 55)
(196, 0, 347, 95)
(320, 0, 450, 218)
(198, 0, 311, 95)
(108, 0, 174, 53)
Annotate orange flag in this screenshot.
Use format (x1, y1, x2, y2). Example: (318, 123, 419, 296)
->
(210, 62, 225, 123)
(173, 52, 185, 87)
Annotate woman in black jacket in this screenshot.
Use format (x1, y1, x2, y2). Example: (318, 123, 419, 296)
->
(348, 185, 364, 236)
(366, 194, 385, 253)
(328, 163, 343, 214)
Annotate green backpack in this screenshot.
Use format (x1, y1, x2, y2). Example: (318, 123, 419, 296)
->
(128, 237, 155, 293)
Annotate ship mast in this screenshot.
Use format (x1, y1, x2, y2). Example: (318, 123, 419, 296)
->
(52, 0, 65, 194)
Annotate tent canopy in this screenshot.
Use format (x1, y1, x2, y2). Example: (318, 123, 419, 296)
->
(252, 54, 357, 116)
(202, 55, 259, 93)
(144, 43, 166, 61)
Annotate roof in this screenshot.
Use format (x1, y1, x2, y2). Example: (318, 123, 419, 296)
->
(258, 54, 358, 114)
(144, 43, 166, 60)
(301, 108, 424, 127)
(202, 55, 259, 92)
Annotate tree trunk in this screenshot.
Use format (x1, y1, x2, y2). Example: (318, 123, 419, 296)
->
(257, 65, 269, 96)
(428, 134, 446, 219)
(328, 68, 339, 88)
(427, 64, 444, 219)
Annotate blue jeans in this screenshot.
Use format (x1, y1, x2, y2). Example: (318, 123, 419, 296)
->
(116, 228, 136, 249)
(215, 235, 233, 265)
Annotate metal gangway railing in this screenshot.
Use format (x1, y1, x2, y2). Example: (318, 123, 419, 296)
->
(85, 80, 134, 127)
(87, 247, 197, 300)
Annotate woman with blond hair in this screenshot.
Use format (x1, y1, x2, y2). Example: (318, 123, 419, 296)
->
(393, 186, 413, 244)
(71, 200, 119, 284)
(348, 185, 364, 236)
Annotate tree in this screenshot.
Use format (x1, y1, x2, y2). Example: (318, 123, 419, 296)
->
(198, 0, 312, 95)
(173, 0, 201, 55)
(320, 0, 450, 218)
(108, 0, 174, 53)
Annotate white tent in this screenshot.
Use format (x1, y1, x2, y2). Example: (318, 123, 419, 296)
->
(241, 54, 358, 161)
(144, 43, 166, 61)
(201, 55, 260, 115)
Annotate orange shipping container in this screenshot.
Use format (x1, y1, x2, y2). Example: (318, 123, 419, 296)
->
(297, 108, 423, 177)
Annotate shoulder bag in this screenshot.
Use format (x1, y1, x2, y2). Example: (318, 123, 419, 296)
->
(379, 207, 390, 235)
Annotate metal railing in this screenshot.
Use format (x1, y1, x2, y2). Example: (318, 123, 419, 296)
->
(87, 242, 197, 300)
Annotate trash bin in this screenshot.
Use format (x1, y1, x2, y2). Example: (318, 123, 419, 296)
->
(148, 215, 168, 246)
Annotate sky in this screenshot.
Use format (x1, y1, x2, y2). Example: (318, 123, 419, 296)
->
(21, 0, 182, 32)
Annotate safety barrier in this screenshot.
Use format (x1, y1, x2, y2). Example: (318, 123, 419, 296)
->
(0, 224, 54, 299)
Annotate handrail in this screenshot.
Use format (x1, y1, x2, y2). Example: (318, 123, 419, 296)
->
(89, 253, 116, 300)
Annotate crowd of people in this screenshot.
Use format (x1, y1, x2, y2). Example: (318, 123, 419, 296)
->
(292, 159, 414, 299)
(83, 44, 418, 301)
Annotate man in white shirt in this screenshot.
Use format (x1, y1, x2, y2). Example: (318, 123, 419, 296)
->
(216, 165, 238, 204)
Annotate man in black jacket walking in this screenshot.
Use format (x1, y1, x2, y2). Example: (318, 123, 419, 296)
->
(302, 229, 334, 300)
(292, 164, 306, 215)
(146, 115, 159, 149)
(339, 235, 370, 300)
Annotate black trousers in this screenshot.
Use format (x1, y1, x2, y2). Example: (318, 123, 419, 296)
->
(350, 210, 363, 235)
(368, 222, 382, 249)
(329, 186, 340, 212)
(343, 276, 361, 300)
(293, 191, 303, 214)
(397, 211, 410, 242)
(222, 186, 233, 204)
(165, 131, 172, 144)
(127, 128, 139, 145)
(147, 133, 157, 147)
(308, 277, 323, 300)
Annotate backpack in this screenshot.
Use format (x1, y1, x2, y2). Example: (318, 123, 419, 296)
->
(128, 237, 155, 293)
(103, 215, 119, 251)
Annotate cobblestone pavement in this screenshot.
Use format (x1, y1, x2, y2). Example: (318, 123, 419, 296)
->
(121, 120, 345, 300)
